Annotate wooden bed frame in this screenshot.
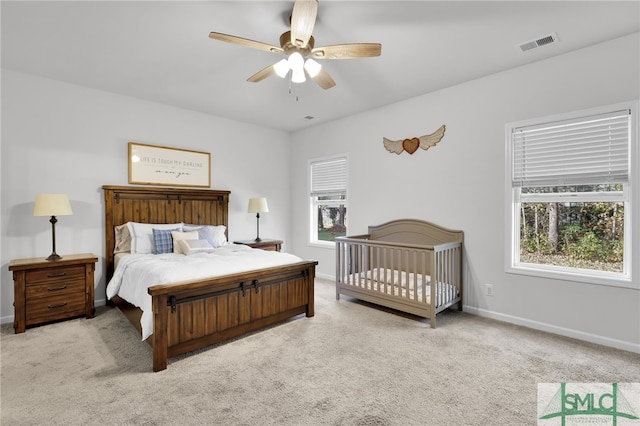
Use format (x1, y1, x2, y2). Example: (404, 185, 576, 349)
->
(335, 219, 463, 328)
(103, 185, 317, 372)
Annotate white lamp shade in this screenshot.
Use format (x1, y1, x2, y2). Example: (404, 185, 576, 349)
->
(288, 52, 306, 83)
(247, 198, 269, 214)
(33, 194, 73, 216)
(287, 52, 304, 70)
(273, 59, 290, 78)
(304, 58, 322, 78)
(291, 67, 306, 83)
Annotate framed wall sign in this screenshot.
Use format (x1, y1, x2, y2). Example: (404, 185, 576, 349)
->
(128, 142, 211, 188)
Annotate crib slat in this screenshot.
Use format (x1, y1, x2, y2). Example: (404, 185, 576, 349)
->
(374, 246, 379, 292)
(420, 251, 425, 302)
(407, 251, 411, 301)
(439, 250, 443, 306)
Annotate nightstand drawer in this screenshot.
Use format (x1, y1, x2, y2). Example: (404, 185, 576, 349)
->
(25, 279, 85, 299)
(26, 292, 85, 325)
(25, 266, 85, 284)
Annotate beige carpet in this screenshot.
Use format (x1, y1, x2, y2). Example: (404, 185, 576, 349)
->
(1, 278, 638, 425)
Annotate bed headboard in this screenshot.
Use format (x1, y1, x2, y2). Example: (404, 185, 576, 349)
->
(368, 218, 463, 246)
(102, 185, 230, 280)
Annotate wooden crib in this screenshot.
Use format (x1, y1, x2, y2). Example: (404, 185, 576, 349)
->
(335, 219, 463, 328)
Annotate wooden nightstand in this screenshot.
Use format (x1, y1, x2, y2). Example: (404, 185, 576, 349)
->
(8, 253, 98, 333)
(234, 239, 283, 252)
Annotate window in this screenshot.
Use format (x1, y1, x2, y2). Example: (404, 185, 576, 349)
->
(309, 155, 347, 246)
(506, 101, 637, 287)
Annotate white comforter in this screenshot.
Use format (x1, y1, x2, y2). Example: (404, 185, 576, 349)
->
(106, 244, 303, 340)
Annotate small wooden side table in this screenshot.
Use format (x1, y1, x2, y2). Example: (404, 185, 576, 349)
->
(8, 253, 98, 333)
(234, 239, 283, 252)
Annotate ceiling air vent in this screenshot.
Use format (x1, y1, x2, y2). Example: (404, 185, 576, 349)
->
(519, 32, 559, 52)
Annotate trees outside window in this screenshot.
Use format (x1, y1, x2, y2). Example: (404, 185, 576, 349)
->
(309, 155, 347, 245)
(519, 185, 624, 272)
(314, 195, 346, 242)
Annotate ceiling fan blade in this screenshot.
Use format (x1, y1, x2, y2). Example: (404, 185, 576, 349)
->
(247, 64, 277, 83)
(311, 68, 336, 90)
(311, 43, 382, 59)
(209, 32, 284, 54)
(290, 0, 318, 48)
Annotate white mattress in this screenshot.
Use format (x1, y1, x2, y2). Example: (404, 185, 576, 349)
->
(359, 268, 428, 292)
(107, 244, 303, 340)
(344, 268, 457, 304)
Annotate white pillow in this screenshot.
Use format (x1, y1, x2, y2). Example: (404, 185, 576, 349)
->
(178, 239, 215, 255)
(171, 231, 199, 254)
(127, 222, 183, 254)
(209, 225, 227, 247)
(183, 225, 227, 247)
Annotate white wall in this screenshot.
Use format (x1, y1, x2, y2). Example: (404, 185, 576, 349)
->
(0, 70, 292, 320)
(290, 33, 640, 352)
(2, 34, 638, 353)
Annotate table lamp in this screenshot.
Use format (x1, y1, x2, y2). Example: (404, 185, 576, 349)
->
(247, 197, 269, 242)
(33, 193, 73, 261)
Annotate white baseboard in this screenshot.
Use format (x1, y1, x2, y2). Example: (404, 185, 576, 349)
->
(316, 272, 334, 281)
(463, 305, 640, 354)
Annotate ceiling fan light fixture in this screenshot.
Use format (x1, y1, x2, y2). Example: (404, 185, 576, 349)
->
(209, 0, 380, 91)
(273, 59, 290, 78)
(304, 58, 322, 78)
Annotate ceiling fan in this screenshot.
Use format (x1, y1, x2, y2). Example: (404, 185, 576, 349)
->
(208, 0, 382, 90)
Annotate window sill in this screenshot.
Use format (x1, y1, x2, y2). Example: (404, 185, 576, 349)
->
(308, 241, 336, 250)
(506, 264, 636, 290)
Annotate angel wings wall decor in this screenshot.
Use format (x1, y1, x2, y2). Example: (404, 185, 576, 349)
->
(383, 124, 446, 155)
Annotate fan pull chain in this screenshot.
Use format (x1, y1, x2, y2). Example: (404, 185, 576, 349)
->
(288, 80, 300, 102)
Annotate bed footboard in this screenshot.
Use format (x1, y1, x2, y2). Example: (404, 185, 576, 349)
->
(149, 261, 317, 372)
(335, 219, 462, 328)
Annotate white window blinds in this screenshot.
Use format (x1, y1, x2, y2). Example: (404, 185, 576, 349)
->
(512, 109, 630, 187)
(310, 157, 347, 196)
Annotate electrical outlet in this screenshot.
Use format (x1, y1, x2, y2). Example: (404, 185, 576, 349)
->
(485, 284, 494, 296)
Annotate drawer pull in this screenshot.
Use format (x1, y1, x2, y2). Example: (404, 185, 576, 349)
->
(47, 302, 68, 309)
(47, 272, 67, 278)
(47, 285, 68, 291)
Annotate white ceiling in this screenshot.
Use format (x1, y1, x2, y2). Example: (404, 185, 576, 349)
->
(2, 1, 639, 132)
